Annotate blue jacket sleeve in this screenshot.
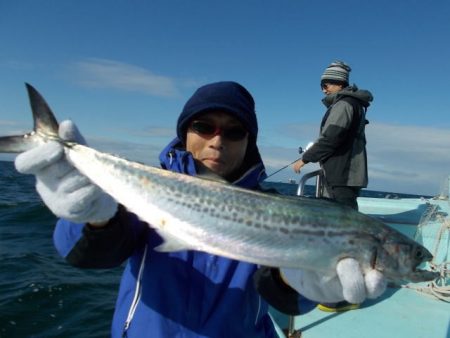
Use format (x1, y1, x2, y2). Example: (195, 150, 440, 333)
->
(53, 205, 147, 268)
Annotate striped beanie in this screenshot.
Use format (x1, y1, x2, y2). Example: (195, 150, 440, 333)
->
(321, 61, 351, 86)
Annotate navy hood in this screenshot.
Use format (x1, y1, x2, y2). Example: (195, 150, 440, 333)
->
(176, 81, 258, 143)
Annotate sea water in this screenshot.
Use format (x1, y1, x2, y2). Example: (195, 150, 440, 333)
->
(0, 161, 427, 337)
(0, 161, 122, 337)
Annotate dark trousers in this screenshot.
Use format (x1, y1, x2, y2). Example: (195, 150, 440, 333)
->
(323, 185, 360, 210)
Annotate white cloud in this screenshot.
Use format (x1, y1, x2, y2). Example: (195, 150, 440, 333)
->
(260, 122, 450, 196)
(0, 120, 30, 136)
(0, 120, 21, 127)
(72, 58, 180, 97)
(365, 123, 450, 194)
(129, 126, 174, 138)
(88, 137, 162, 166)
(0, 60, 34, 70)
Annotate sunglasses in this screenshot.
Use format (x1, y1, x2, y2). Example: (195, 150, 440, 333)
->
(189, 120, 248, 141)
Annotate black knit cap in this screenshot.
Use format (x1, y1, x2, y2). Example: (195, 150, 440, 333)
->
(176, 81, 258, 143)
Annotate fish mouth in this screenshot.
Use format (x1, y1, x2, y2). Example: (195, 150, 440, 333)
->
(409, 247, 440, 282)
(386, 264, 439, 284)
(384, 247, 440, 283)
(408, 268, 440, 283)
(404, 253, 439, 283)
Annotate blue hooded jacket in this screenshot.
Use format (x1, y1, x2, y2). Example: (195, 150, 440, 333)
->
(53, 137, 276, 338)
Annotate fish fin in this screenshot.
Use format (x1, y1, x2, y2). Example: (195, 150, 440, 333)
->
(195, 160, 228, 183)
(0, 83, 60, 153)
(154, 236, 192, 252)
(0, 134, 41, 153)
(25, 83, 59, 137)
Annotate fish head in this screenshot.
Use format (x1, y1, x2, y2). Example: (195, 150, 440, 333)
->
(374, 239, 439, 283)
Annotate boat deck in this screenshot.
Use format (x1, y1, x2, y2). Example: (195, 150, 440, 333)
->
(271, 195, 450, 338)
(272, 286, 449, 338)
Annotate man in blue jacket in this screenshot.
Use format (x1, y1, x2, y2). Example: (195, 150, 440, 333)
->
(15, 81, 386, 337)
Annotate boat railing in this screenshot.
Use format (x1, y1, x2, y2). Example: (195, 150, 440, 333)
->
(282, 169, 325, 338)
(296, 169, 324, 198)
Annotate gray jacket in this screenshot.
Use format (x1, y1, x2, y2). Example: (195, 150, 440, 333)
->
(302, 85, 372, 187)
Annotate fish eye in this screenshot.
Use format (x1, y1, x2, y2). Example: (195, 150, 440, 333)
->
(415, 248, 424, 260)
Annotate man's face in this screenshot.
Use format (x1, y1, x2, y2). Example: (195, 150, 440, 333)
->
(321, 83, 343, 95)
(186, 111, 249, 179)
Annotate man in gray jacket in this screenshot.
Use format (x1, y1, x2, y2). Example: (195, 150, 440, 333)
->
(293, 61, 372, 211)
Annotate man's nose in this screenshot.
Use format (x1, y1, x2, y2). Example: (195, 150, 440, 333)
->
(209, 134, 224, 148)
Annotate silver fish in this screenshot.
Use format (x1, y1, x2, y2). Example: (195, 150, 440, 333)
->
(0, 83, 439, 283)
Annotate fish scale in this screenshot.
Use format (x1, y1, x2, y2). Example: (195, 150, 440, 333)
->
(65, 143, 420, 277)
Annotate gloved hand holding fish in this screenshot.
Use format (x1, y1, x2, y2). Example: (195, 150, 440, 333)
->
(14, 120, 118, 224)
(0, 84, 439, 308)
(281, 257, 387, 304)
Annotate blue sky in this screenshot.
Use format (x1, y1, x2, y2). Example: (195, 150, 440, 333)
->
(0, 1, 449, 196)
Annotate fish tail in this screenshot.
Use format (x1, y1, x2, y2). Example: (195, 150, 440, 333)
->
(0, 83, 59, 153)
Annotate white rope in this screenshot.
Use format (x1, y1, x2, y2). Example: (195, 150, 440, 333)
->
(407, 211, 450, 302)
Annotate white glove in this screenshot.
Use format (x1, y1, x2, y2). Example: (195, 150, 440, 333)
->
(15, 120, 118, 224)
(281, 258, 387, 304)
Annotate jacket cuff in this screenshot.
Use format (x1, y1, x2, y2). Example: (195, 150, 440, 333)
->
(66, 205, 137, 268)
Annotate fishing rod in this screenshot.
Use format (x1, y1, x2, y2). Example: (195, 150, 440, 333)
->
(265, 142, 314, 180)
(265, 155, 302, 180)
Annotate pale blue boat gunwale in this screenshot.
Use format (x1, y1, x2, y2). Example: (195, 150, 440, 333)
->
(270, 176, 450, 338)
